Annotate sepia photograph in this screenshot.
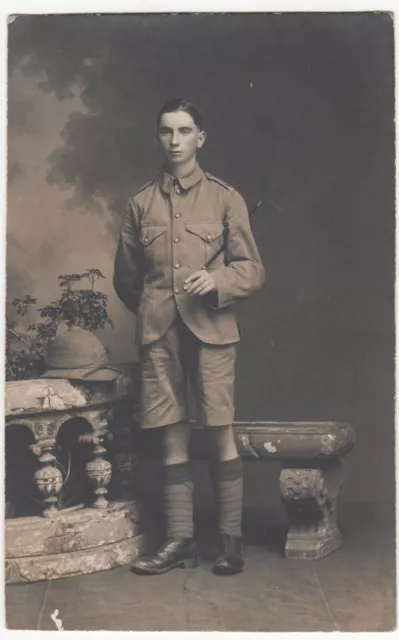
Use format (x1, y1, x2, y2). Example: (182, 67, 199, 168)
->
(4, 10, 395, 632)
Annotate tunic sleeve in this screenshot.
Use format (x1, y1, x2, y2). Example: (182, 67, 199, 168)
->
(206, 190, 265, 309)
(113, 199, 143, 314)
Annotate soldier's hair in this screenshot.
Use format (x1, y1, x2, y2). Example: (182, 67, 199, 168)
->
(157, 98, 203, 130)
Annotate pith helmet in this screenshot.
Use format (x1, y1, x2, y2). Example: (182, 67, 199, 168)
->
(41, 326, 120, 382)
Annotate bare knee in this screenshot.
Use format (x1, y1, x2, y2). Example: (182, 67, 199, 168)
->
(163, 421, 191, 465)
(206, 424, 238, 461)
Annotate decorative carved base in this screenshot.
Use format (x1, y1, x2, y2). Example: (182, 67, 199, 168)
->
(5, 500, 143, 584)
(6, 536, 145, 585)
(280, 459, 343, 560)
(284, 529, 342, 560)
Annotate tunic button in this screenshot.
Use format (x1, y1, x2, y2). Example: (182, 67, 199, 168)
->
(206, 234, 212, 241)
(174, 237, 180, 243)
(175, 212, 180, 218)
(176, 188, 181, 194)
(175, 263, 180, 269)
(175, 288, 180, 294)
(143, 236, 149, 244)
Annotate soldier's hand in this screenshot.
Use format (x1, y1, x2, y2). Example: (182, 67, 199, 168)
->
(184, 270, 217, 296)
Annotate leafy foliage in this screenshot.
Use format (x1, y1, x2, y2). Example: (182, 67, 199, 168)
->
(6, 269, 113, 381)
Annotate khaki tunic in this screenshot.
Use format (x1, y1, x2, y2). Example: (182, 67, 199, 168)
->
(113, 163, 265, 346)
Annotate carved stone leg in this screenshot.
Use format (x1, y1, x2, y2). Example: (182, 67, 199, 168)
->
(84, 410, 112, 509)
(280, 458, 343, 559)
(32, 437, 63, 518)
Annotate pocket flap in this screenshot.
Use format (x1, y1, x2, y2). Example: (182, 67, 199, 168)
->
(185, 222, 224, 241)
(139, 226, 167, 245)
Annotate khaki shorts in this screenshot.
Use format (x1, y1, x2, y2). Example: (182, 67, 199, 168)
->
(139, 316, 236, 429)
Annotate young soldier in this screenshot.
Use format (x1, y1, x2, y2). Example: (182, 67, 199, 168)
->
(113, 98, 265, 576)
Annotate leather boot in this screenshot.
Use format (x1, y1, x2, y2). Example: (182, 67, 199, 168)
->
(212, 534, 244, 576)
(130, 537, 198, 575)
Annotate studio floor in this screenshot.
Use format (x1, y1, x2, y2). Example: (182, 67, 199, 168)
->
(5, 502, 396, 632)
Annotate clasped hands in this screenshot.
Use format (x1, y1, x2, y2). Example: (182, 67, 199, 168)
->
(184, 269, 217, 296)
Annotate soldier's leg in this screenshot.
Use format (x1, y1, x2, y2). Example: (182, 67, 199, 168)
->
(207, 425, 243, 538)
(163, 421, 194, 539)
(191, 340, 244, 574)
(130, 322, 197, 575)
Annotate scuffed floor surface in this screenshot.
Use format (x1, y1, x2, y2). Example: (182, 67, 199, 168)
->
(5, 502, 396, 632)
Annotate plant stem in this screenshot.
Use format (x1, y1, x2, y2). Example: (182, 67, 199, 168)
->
(5, 356, 14, 379)
(7, 327, 43, 357)
(7, 327, 31, 348)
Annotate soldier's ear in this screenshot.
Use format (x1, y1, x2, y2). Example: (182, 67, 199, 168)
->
(197, 129, 206, 149)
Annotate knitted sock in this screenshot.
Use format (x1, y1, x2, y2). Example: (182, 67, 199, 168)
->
(164, 461, 194, 539)
(209, 457, 243, 537)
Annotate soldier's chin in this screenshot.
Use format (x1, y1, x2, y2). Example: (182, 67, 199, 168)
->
(168, 154, 185, 163)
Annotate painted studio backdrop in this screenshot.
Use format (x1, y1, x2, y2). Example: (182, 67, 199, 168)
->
(7, 14, 394, 506)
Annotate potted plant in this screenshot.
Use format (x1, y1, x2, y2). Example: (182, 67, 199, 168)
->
(6, 268, 113, 381)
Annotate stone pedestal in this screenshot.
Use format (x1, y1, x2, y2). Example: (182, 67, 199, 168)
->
(5, 366, 142, 584)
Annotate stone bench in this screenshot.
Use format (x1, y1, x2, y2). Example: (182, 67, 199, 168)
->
(136, 421, 355, 560)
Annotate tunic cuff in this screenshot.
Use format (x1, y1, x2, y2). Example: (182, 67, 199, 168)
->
(205, 268, 235, 310)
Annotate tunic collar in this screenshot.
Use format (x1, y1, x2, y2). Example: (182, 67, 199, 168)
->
(159, 163, 203, 193)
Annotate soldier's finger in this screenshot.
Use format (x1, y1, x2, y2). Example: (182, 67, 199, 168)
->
(188, 278, 207, 295)
(186, 275, 206, 291)
(184, 271, 204, 284)
(185, 279, 197, 292)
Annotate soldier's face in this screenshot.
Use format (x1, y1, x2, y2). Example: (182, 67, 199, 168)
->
(157, 111, 205, 166)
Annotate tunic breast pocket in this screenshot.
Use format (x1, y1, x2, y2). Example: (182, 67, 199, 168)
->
(185, 222, 225, 269)
(139, 225, 167, 271)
